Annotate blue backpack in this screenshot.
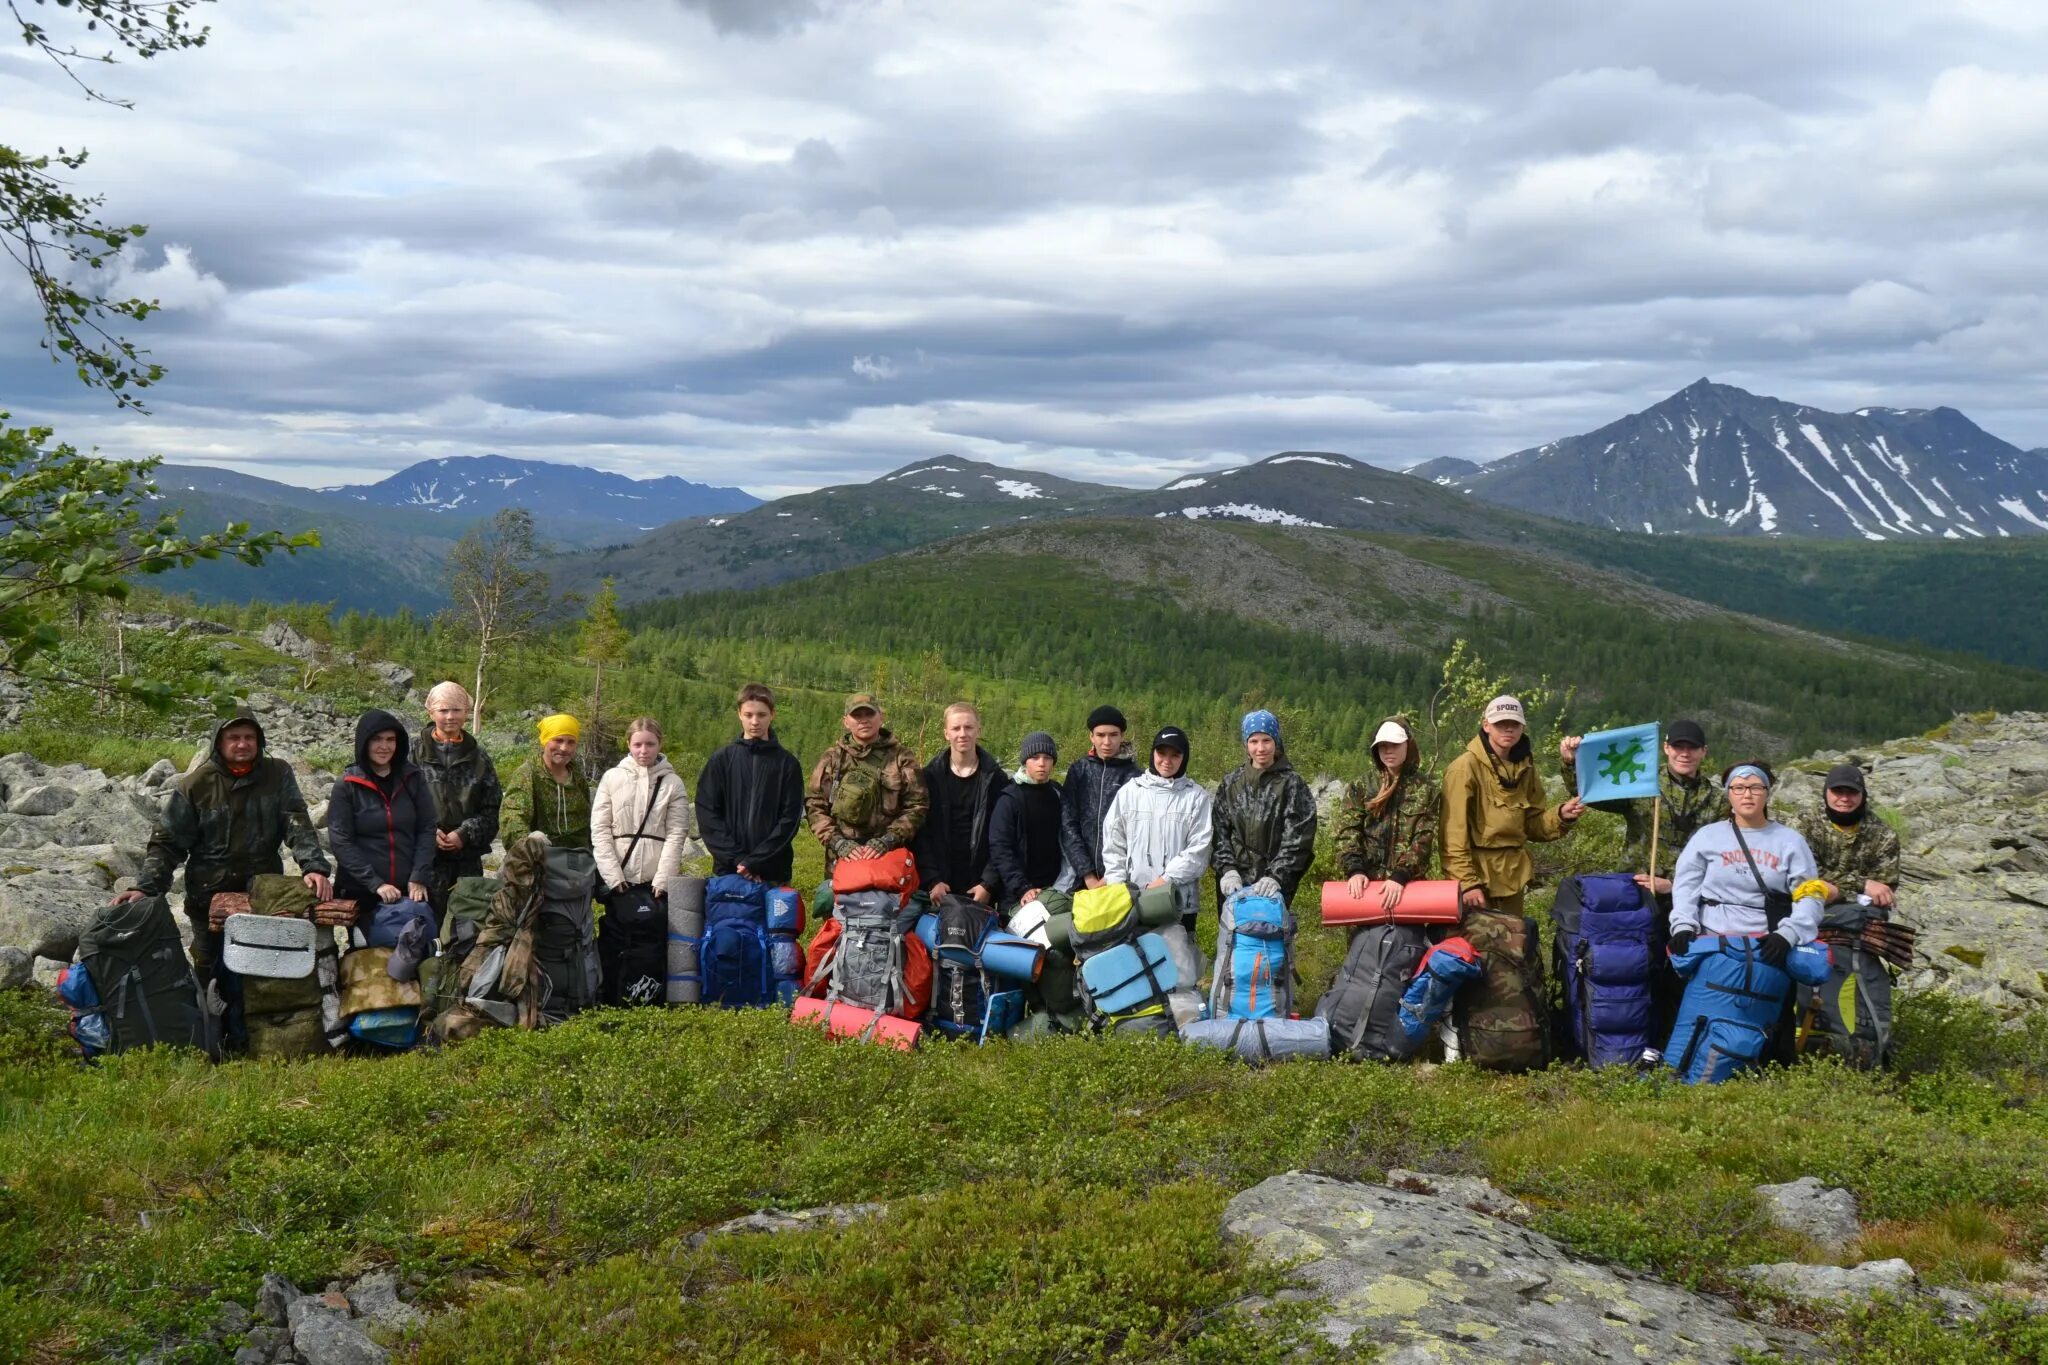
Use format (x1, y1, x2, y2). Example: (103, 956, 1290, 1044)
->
(1552, 874, 1658, 1068)
(916, 898, 1029, 1043)
(1209, 893, 1294, 1021)
(1665, 935, 1833, 1084)
(700, 876, 805, 1008)
(1398, 938, 1483, 1045)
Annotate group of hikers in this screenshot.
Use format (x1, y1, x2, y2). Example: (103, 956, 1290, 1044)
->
(73, 678, 1905, 1079)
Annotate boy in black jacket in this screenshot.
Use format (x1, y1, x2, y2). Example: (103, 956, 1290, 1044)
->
(694, 684, 805, 884)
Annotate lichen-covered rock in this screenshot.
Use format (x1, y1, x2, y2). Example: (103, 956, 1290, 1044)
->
(1224, 1170, 1816, 1363)
(1755, 1176, 1862, 1253)
(686, 1202, 888, 1249)
(0, 945, 30, 989)
(1741, 1257, 1917, 1303)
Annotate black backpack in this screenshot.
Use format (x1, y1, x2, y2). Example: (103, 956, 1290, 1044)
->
(1314, 924, 1429, 1062)
(76, 896, 216, 1059)
(535, 847, 600, 1024)
(598, 885, 668, 1007)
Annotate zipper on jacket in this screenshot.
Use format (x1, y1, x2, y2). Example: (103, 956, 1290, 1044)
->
(345, 774, 402, 886)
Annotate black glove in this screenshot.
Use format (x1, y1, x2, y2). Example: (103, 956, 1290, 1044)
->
(1667, 929, 1696, 957)
(1758, 933, 1791, 969)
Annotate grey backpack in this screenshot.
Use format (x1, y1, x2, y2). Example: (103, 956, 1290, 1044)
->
(1314, 924, 1429, 1062)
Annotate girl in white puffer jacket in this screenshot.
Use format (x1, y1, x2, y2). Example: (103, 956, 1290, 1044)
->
(592, 717, 693, 899)
(1101, 726, 1214, 933)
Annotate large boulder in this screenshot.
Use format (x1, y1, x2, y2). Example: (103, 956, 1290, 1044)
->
(1224, 1170, 1817, 1363)
(0, 872, 115, 960)
(258, 622, 321, 661)
(1755, 1177, 1862, 1254)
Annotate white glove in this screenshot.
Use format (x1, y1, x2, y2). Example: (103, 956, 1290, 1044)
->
(1218, 870, 1243, 898)
(1250, 877, 1283, 901)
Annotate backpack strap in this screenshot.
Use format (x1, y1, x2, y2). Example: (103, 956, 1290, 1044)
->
(617, 775, 666, 853)
(1727, 819, 1788, 931)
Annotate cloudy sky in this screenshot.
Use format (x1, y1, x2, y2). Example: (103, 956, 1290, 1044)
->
(3, 0, 2046, 495)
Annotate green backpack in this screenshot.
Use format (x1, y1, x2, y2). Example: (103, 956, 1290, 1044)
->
(423, 875, 499, 1016)
(77, 896, 216, 1058)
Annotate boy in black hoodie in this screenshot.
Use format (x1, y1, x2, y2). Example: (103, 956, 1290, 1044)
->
(695, 683, 805, 885)
(911, 702, 1011, 902)
(1060, 704, 1138, 890)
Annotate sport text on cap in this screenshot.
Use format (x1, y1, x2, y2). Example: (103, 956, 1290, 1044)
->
(1482, 695, 1525, 725)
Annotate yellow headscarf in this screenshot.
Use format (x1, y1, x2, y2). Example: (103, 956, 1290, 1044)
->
(537, 713, 581, 746)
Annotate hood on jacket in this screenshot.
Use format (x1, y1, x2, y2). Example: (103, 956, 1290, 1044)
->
(1474, 724, 1531, 765)
(1148, 726, 1191, 778)
(209, 707, 268, 766)
(353, 708, 412, 776)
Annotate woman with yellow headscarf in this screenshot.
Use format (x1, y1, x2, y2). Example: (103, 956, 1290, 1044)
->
(501, 713, 593, 849)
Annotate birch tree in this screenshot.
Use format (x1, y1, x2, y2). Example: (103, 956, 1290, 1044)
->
(445, 509, 549, 731)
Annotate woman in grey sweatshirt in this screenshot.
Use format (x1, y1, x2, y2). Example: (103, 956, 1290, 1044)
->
(1669, 761, 1825, 960)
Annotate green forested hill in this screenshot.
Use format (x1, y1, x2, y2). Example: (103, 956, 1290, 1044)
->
(354, 519, 2048, 782)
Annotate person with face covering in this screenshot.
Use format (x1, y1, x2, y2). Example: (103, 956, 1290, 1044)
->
(989, 732, 1070, 911)
(1210, 710, 1317, 906)
(415, 681, 501, 916)
(1669, 760, 1825, 959)
(1793, 764, 1900, 913)
(592, 717, 693, 901)
(501, 713, 593, 849)
(1333, 717, 1439, 914)
(1101, 726, 1214, 934)
(328, 709, 438, 916)
(123, 709, 333, 978)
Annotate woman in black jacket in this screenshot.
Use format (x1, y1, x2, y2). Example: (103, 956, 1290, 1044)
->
(329, 709, 438, 920)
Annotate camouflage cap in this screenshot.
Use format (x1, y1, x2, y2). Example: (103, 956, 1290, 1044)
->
(844, 692, 882, 715)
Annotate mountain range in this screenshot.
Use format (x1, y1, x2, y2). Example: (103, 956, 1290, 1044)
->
(1421, 380, 2048, 541)
(322, 454, 758, 538)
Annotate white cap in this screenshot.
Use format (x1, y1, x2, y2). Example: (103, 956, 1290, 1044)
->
(1482, 694, 1525, 725)
(1372, 720, 1409, 747)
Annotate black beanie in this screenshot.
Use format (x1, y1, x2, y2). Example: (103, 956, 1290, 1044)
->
(1087, 704, 1127, 733)
(1149, 726, 1190, 775)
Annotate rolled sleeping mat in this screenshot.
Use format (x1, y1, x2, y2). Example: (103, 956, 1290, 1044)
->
(978, 926, 1045, 983)
(667, 876, 706, 1005)
(1182, 1016, 1331, 1064)
(1319, 879, 1464, 927)
(1133, 881, 1181, 929)
(791, 996, 921, 1051)
(915, 911, 941, 957)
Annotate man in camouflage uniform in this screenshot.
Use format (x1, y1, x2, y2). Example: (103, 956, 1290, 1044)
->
(1558, 718, 1727, 898)
(120, 709, 332, 977)
(806, 693, 928, 869)
(1795, 763, 1900, 910)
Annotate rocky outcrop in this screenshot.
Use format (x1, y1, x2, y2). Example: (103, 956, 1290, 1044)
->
(1754, 1177, 1862, 1255)
(1741, 1258, 1918, 1304)
(1779, 712, 2048, 1010)
(1224, 1170, 1816, 1362)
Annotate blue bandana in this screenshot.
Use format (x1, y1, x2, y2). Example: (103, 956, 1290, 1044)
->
(1241, 709, 1280, 742)
(1725, 764, 1771, 789)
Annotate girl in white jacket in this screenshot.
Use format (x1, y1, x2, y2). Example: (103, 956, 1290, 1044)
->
(592, 717, 693, 899)
(1102, 726, 1214, 933)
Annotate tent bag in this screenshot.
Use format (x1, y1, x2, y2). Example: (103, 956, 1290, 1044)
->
(667, 876, 705, 1004)
(1182, 1016, 1331, 1064)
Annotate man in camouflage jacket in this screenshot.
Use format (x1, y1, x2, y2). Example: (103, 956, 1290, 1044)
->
(125, 709, 332, 975)
(1795, 763, 1901, 911)
(806, 693, 928, 864)
(1558, 718, 1726, 897)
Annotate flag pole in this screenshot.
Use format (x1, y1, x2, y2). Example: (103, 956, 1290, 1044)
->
(1648, 794, 1662, 891)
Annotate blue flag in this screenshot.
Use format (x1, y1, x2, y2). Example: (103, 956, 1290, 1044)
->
(1575, 722, 1661, 804)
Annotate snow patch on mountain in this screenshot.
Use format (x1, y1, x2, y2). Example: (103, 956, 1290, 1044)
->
(992, 480, 1046, 499)
(1178, 503, 1329, 528)
(1268, 455, 1347, 468)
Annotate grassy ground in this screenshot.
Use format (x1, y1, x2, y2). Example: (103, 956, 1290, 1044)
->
(4, 983, 2048, 1363)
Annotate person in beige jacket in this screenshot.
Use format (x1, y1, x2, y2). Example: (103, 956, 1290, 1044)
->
(1438, 694, 1584, 1072)
(592, 717, 693, 900)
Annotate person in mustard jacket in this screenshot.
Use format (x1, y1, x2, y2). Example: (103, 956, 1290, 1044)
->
(1439, 694, 1584, 1071)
